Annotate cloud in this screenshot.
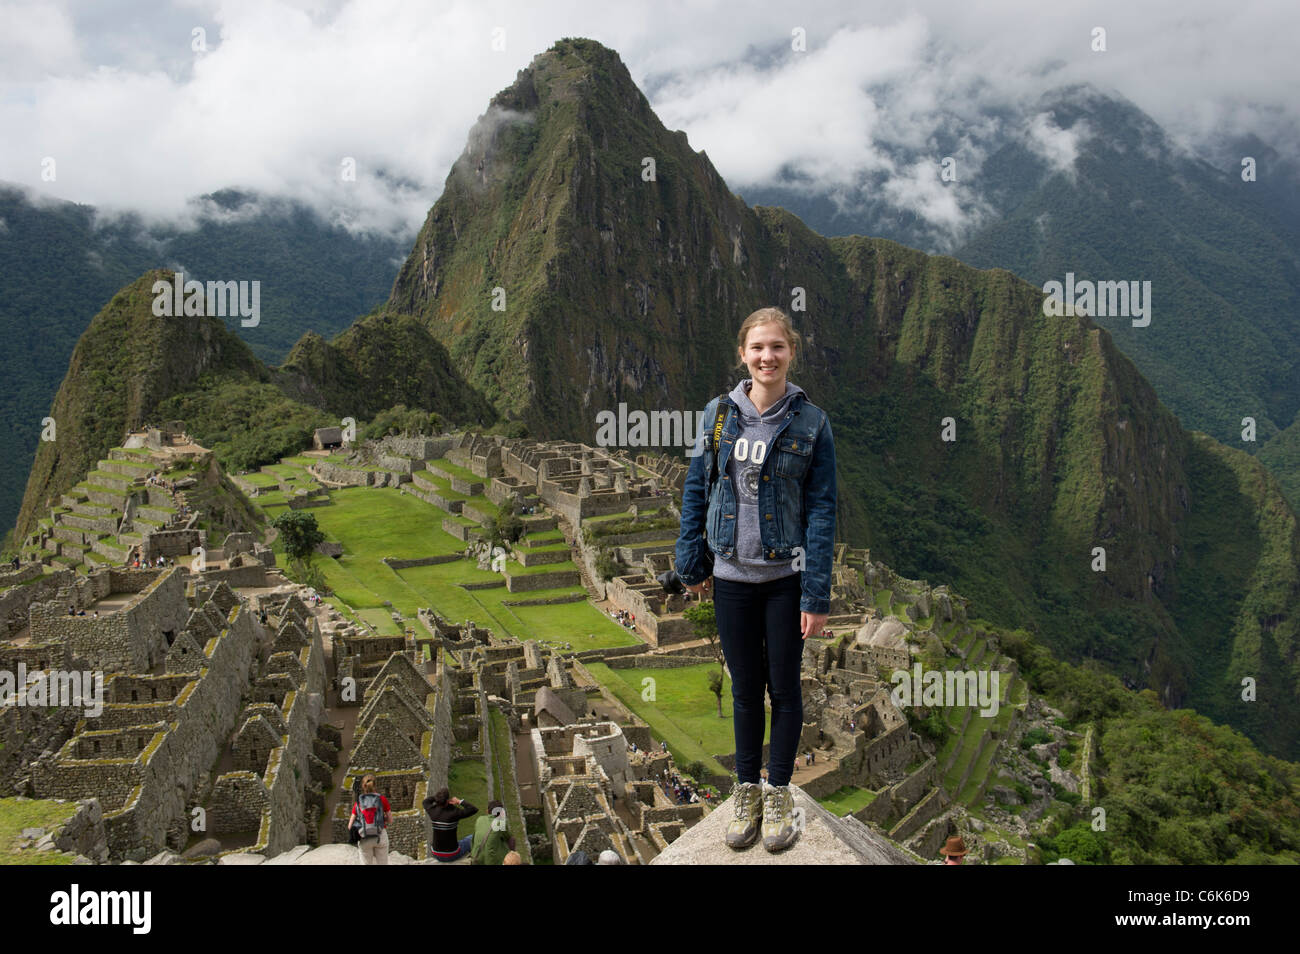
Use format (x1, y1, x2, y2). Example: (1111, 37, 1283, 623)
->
(0, 0, 1295, 242)
(1023, 112, 1091, 182)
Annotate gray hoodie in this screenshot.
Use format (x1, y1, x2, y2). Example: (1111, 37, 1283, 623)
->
(711, 378, 806, 585)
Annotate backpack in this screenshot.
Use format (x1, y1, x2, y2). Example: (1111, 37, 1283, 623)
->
(356, 792, 385, 839)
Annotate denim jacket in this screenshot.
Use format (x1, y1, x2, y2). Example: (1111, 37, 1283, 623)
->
(674, 390, 837, 614)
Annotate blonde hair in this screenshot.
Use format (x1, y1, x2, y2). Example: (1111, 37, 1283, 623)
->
(736, 307, 802, 372)
(362, 774, 377, 793)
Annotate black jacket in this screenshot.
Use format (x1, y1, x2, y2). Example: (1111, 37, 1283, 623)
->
(423, 796, 477, 854)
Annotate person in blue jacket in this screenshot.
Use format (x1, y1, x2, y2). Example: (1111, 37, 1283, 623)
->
(674, 306, 837, 853)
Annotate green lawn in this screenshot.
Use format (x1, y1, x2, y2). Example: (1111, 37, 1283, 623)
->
(255, 486, 638, 650)
(447, 758, 490, 843)
(584, 662, 733, 777)
(817, 785, 879, 816)
(488, 707, 531, 864)
(0, 798, 79, 865)
(428, 458, 484, 484)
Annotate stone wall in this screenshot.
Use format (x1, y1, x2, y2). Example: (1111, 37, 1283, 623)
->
(500, 593, 588, 608)
(0, 568, 74, 641)
(381, 554, 463, 570)
(196, 564, 273, 588)
(29, 568, 187, 672)
(143, 529, 203, 561)
(31, 594, 261, 860)
(379, 435, 457, 460)
(504, 567, 582, 592)
(606, 653, 718, 670)
(0, 563, 44, 588)
(311, 460, 408, 488)
(208, 772, 266, 834)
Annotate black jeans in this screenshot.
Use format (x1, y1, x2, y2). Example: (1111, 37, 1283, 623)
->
(713, 573, 803, 787)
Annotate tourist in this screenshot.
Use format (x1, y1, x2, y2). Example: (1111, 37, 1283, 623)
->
(470, 800, 516, 865)
(672, 307, 836, 854)
(423, 787, 477, 862)
(940, 836, 968, 865)
(349, 774, 391, 865)
(660, 740, 668, 753)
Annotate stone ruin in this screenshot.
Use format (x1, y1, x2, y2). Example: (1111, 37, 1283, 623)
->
(6, 566, 335, 861)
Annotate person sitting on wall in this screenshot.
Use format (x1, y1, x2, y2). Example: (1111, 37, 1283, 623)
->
(423, 787, 478, 862)
(470, 799, 516, 865)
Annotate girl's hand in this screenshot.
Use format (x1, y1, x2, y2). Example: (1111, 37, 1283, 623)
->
(685, 577, 712, 594)
(801, 612, 829, 640)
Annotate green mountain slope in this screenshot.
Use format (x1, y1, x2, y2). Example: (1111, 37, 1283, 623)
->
(13, 270, 329, 545)
(952, 87, 1300, 476)
(0, 185, 408, 539)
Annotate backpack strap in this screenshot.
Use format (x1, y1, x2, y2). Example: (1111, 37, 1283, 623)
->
(706, 395, 729, 496)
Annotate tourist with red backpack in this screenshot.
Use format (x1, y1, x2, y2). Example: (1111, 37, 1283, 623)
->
(349, 774, 391, 865)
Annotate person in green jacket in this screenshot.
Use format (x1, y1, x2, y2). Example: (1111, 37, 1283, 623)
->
(470, 800, 517, 865)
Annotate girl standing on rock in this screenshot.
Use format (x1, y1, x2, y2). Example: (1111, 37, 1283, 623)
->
(673, 306, 837, 853)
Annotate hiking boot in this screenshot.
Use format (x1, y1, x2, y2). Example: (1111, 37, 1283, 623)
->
(725, 781, 763, 849)
(761, 783, 798, 852)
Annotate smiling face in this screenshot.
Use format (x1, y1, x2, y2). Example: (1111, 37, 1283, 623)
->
(739, 320, 794, 384)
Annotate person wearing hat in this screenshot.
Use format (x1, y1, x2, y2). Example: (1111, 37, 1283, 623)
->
(941, 835, 969, 864)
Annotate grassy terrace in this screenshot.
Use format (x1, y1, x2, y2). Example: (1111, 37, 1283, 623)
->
(487, 707, 531, 864)
(237, 470, 281, 487)
(254, 486, 638, 649)
(818, 785, 879, 816)
(447, 758, 489, 844)
(0, 798, 79, 865)
(427, 458, 483, 484)
(583, 661, 732, 777)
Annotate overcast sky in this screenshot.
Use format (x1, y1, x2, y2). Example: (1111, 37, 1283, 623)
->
(1, 0, 1295, 240)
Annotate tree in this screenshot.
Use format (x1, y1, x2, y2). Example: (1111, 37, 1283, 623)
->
(271, 510, 325, 563)
(487, 510, 524, 549)
(707, 667, 725, 718)
(683, 600, 720, 664)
